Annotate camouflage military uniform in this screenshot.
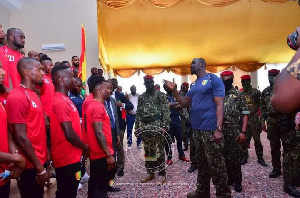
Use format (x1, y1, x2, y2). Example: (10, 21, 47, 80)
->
(241, 87, 264, 161)
(287, 58, 300, 80)
(223, 88, 249, 185)
(179, 91, 190, 149)
(135, 89, 170, 175)
(261, 86, 282, 171)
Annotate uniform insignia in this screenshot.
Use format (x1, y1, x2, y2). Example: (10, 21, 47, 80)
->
(202, 80, 208, 85)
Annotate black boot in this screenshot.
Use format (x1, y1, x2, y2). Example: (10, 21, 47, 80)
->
(269, 169, 281, 178)
(233, 182, 243, 192)
(283, 183, 300, 197)
(241, 159, 248, 165)
(188, 165, 197, 173)
(257, 158, 267, 167)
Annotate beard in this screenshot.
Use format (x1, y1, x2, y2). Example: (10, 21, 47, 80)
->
(13, 40, 24, 49)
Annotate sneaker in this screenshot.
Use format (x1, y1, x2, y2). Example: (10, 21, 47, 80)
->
(137, 144, 142, 149)
(179, 156, 189, 162)
(127, 145, 132, 150)
(77, 183, 83, 190)
(166, 159, 173, 166)
(156, 175, 166, 186)
(80, 172, 90, 183)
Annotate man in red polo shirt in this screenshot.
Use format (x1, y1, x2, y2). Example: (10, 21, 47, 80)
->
(0, 63, 26, 198)
(0, 28, 25, 89)
(50, 65, 89, 198)
(6, 57, 49, 198)
(86, 76, 116, 198)
(0, 55, 9, 105)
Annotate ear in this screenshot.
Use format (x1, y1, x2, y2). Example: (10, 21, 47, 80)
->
(23, 68, 30, 78)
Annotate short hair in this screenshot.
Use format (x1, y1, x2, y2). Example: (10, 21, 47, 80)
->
(40, 56, 52, 63)
(7, 28, 19, 37)
(74, 77, 82, 83)
(61, 61, 70, 66)
(17, 57, 38, 76)
(90, 76, 105, 93)
(51, 65, 69, 79)
(72, 56, 78, 60)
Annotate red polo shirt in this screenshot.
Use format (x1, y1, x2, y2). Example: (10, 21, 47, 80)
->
(0, 46, 23, 88)
(0, 102, 9, 186)
(6, 86, 47, 169)
(50, 92, 82, 168)
(86, 100, 114, 160)
(40, 75, 54, 117)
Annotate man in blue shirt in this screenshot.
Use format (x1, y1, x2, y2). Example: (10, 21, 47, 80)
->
(68, 77, 85, 118)
(164, 58, 231, 198)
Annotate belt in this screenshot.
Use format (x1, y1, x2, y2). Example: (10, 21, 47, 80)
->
(141, 115, 161, 123)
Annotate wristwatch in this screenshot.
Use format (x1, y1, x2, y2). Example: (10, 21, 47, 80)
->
(217, 126, 222, 132)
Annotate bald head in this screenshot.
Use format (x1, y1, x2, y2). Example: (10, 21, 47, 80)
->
(17, 57, 38, 77)
(7, 28, 25, 49)
(17, 57, 44, 84)
(28, 50, 39, 61)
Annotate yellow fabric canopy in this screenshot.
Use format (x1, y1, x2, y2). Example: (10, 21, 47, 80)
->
(97, 0, 300, 77)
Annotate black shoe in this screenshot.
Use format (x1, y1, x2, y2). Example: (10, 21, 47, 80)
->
(269, 169, 281, 178)
(107, 186, 121, 192)
(228, 179, 233, 186)
(188, 165, 197, 173)
(257, 158, 267, 167)
(283, 183, 300, 197)
(241, 159, 247, 165)
(183, 146, 188, 151)
(233, 183, 243, 192)
(117, 169, 124, 177)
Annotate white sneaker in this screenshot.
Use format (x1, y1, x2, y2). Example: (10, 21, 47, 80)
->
(138, 144, 142, 149)
(77, 183, 83, 190)
(127, 145, 132, 150)
(80, 173, 90, 183)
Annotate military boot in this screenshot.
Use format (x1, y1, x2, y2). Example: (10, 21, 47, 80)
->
(156, 175, 166, 186)
(257, 158, 267, 167)
(188, 165, 197, 173)
(141, 173, 155, 183)
(269, 169, 281, 178)
(187, 190, 209, 198)
(283, 183, 300, 197)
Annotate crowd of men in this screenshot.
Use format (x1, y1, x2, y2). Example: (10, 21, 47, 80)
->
(1, 23, 300, 198)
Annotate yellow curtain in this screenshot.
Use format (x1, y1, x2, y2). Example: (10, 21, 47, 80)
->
(195, 0, 241, 7)
(149, 0, 185, 8)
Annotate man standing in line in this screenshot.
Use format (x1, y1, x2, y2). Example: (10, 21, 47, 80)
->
(240, 75, 267, 167)
(135, 75, 170, 185)
(261, 69, 282, 178)
(220, 70, 249, 193)
(71, 56, 80, 69)
(126, 85, 142, 149)
(0, 28, 25, 89)
(6, 57, 49, 198)
(87, 67, 99, 87)
(50, 65, 89, 198)
(179, 82, 190, 151)
(28, 50, 39, 61)
(164, 58, 231, 198)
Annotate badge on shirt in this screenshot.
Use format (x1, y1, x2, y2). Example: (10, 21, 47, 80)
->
(202, 80, 208, 85)
(44, 79, 49, 84)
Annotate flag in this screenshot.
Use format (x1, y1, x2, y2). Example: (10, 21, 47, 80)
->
(79, 22, 86, 85)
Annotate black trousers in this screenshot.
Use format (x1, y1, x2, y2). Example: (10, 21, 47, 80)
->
(55, 162, 81, 198)
(17, 168, 44, 198)
(0, 181, 10, 198)
(88, 157, 117, 198)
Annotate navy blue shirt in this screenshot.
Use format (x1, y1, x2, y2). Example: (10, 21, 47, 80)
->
(68, 92, 85, 118)
(186, 73, 225, 131)
(166, 94, 181, 126)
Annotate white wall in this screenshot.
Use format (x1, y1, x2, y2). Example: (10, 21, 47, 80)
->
(0, 5, 10, 32)
(6, 0, 99, 77)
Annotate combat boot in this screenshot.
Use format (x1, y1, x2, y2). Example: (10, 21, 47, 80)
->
(269, 169, 281, 178)
(141, 173, 155, 183)
(241, 159, 247, 165)
(257, 158, 267, 167)
(283, 183, 300, 197)
(188, 165, 197, 173)
(156, 175, 166, 186)
(187, 190, 209, 198)
(233, 183, 243, 192)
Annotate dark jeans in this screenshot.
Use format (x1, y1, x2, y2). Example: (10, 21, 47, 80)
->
(17, 168, 44, 198)
(88, 157, 117, 198)
(0, 181, 10, 198)
(165, 123, 185, 160)
(126, 114, 142, 146)
(55, 162, 81, 198)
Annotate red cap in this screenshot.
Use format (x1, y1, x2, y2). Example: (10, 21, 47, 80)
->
(268, 69, 280, 74)
(220, 71, 233, 76)
(241, 75, 251, 80)
(182, 82, 189, 86)
(143, 75, 154, 79)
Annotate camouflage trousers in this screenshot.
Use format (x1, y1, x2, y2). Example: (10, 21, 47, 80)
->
(193, 130, 231, 198)
(266, 117, 282, 171)
(241, 115, 263, 160)
(181, 120, 189, 148)
(223, 124, 242, 184)
(280, 115, 300, 184)
(189, 128, 196, 165)
(140, 121, 166, 176)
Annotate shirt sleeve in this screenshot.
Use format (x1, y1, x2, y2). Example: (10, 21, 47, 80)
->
(53, 99, 71, 122)
(91, 104, 104, 123)
(212, 75, 225, 97)
(287, 58, 300, 80)
(6, 94, 28, 124)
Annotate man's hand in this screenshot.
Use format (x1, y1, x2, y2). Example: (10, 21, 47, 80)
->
(116, 136, 120, 146)
(236, 133, 246, 144)
(83, 144, 90, 157)
(116, 102, 123, 108)
(9, 165, 22, 179)
(13, 153, 26, 170)
(36, 170, 50, 186)
(163, 80, 177, 91)
(211, 130, 223, 144)
(106, 155, 116, 171)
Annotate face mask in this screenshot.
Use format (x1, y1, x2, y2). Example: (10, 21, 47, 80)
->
(223, 79, 233, 94)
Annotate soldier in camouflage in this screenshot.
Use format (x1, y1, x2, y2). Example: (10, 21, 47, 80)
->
(261, 69, 282, 178)
(164, 58, 231, 198)
(179, 82, 190, 151)
(240, 75, 267, 167)
(134, 75, 170, 186)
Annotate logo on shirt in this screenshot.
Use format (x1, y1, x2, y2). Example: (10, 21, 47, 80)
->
(44, 79, 49, 84)
(202, 80, 208, 85)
